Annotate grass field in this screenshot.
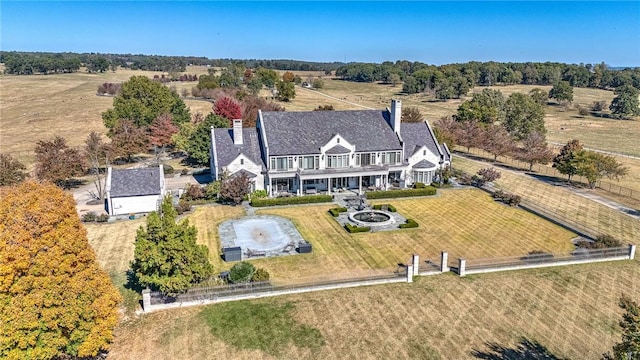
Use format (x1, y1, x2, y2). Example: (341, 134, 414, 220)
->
(107, 259, 640, 359)
(453, 156, 640, 244)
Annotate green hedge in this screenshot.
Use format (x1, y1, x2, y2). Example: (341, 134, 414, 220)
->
(329, 207, 348, 217)
(399, 219, 419, 228)
(366, 187, 436, 199)
(414, 182, 426, 188)
(372, 204, 396, 212)
(344, 223, 370, 233)
(251, 194, 333, 207)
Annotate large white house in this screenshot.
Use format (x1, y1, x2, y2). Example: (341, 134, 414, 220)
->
(105, 165, 166, 215)
(210, 100, 450, 196)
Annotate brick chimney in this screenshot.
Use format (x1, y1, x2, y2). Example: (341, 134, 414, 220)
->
(233, 119, 243, 145)
(391, 99, 401, 135)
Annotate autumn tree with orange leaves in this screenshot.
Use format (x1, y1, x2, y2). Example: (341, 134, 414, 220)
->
(0, 181, 121, 360)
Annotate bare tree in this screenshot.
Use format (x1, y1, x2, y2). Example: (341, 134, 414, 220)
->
(84, 132, 111, 200)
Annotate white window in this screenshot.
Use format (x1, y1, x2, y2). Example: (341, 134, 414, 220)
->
(327, 154, 349, 168)
(302, 155, 319, 170)
(381, 151, 401, 165)
(271, 157, 289, 171)
(356, 153, 374, 167)
(413, 171, 433, 184)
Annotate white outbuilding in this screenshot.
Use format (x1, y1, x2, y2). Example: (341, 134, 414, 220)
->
(105, 165, 165, 216)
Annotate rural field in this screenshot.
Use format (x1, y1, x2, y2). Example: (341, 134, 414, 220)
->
(108, 260, 640, 360)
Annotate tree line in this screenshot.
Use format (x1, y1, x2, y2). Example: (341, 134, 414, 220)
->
(335, 61, 640, 96)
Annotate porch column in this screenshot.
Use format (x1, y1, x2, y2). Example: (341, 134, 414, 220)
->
(327, 177, 331, 194)
(359, 176, 362, 195)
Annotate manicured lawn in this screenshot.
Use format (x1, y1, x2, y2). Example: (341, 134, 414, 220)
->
(453, 156, 640, 244)
(188, 188, 575, 285)
(107, 260, 640, 359)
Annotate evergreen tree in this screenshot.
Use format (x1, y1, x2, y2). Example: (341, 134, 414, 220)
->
(130, 196, 213, 294)
(602, 295, 640, 360)
(0, 181, 121, 359)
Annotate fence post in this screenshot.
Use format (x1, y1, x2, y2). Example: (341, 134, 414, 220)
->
(630, 244, 637, 260)
(440, 251, 450, 273)
(412, 254, 420, 275)
(142, 289, 151, 312)
(406, 265, 413, 283)
(458, 258, 466, 277)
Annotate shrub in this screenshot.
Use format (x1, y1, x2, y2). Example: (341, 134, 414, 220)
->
(251, 195, 332, 207)
(81, 211, 97, 222)
(492, 190, 521, 206)
(414, 182, 426, 189)
(205, 181, 221, 200)
(372, 204, 396, 212)
(344, 223, 370, 233)
(590, 100, 607, 112)
(251, 268, 270, 282)
(366, 187, 436, 199)
(578, 106, 590, 116)
(576, 234, 624, 249)
(96, 214, 110, 223)
(251, 189, 268, 199)
(329, 207, 348, 217)
(229, 261, 256, 283)
(163, 164, 174, 175)
(456, 173, 473, 185)
(182, 183, 206, 201)
(521, 251, 554, 262)
(477, 168, 501, 184)
(399, 219, 419, 228)
(175, 200, 192, 215)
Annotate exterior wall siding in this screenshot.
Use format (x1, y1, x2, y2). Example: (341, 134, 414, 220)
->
(109, 195, 162, 216)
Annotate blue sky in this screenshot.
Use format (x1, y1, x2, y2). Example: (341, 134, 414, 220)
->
(1, 1, 639, 66)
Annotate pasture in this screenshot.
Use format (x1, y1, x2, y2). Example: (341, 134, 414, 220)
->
(107, 260, 640, 359)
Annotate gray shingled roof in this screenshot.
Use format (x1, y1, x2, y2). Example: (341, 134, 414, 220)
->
(325, 144, 351, 154)
(110, 167, 161, 197)
(213, 128, 265, 168)
(261, 110, 402, 156)
(441, 143, 452, 162)
(400, 122, 442, 161)
(413, 159, 437, 169)
(230, 168, 257, 179)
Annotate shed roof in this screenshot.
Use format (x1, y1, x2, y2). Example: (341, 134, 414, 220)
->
(110, 167, 162, 197)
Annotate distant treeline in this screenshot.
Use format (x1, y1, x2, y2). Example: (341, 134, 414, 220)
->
(0, 51, 345, 75)
(335, 61, 640, 98)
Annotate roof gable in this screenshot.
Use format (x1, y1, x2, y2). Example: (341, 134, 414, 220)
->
(110, 167, 162, 197)
(400, 122, 442, 162)
(261, 110, 402, 156)
(213, 128, 264, 169)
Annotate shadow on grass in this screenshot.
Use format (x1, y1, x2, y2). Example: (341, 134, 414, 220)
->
(471, 338, 568, 360)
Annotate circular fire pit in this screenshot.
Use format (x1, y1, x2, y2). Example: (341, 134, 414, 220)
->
(348, 210, 395, 227)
